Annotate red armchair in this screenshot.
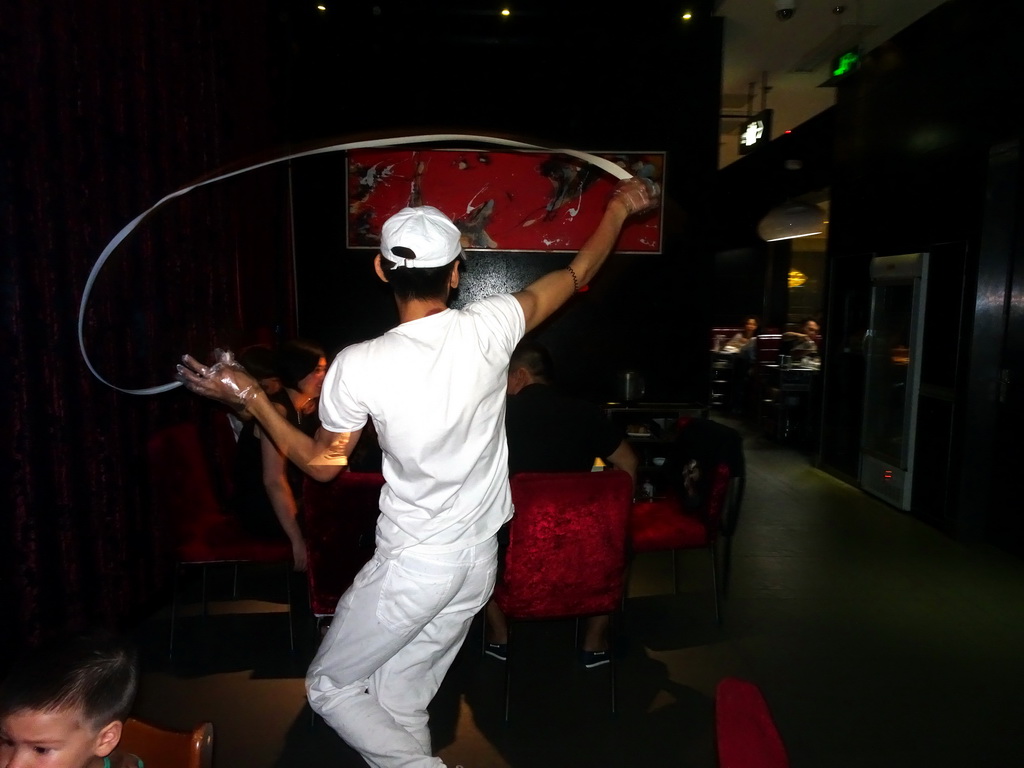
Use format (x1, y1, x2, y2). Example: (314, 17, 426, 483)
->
(147, 421, 295, 658)
(628, 416, 745, 623)
(302, 471, 385, 628)
(494, 470, 634, 721)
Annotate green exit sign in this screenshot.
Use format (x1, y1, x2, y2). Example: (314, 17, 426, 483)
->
(831, 48, 860, 78)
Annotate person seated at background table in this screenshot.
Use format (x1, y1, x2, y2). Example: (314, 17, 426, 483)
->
(484, 339, 638, 669)
(0, 631, 142, 768)
(721, 315, 760, 358)
(781, 317, 821, 362)
(233, 338, 327, 571)
(712, 317, 761, 417)
(721, 315, 760, 414)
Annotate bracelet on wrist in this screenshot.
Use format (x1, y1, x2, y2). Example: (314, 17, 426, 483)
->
(566, 265, 580, 293)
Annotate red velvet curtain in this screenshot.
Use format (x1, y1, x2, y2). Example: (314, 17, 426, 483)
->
(2, 1, 294, 662)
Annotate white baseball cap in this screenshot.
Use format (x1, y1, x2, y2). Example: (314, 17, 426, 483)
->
(379, 206, 463, 270)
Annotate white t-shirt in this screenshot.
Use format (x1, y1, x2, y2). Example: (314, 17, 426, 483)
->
(319, 293, 526, 556)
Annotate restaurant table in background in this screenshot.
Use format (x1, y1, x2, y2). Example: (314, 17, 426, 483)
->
(602, 402, 708, 499)
(708, 331, 784, 417)
(709, 351, 738, 410)
(759, 363, 821, 445)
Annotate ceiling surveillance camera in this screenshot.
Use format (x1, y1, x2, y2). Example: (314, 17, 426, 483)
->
(775, 0, 795, 21)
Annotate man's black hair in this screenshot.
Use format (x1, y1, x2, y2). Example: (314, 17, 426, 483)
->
(379, 256, 461, 303)
(0, 632, 139, 729)
(509, 339, 555, 384)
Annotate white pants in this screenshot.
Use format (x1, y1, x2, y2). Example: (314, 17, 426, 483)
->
(306, 537, 498, 768)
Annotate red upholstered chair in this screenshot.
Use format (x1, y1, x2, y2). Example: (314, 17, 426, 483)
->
(147, 421, 295, 658)
(715, 677, 789, 768)
(302, 471, 385, 629)
(201, 407, 241, 505)
(494, 470, 634, 722)
(628, 416, 745, 623)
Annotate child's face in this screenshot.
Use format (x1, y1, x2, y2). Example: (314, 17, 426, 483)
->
(0, 708, 116, 768)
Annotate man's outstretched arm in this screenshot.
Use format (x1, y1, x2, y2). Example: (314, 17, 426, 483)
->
(513, 177, 658, 332)
(176, 351, 360, 482)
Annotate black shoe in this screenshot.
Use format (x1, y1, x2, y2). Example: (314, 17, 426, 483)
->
(484, 643, 507, 662)
(581, 650, 610, 669)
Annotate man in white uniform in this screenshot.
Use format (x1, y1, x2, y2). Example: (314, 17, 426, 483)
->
(177, 176, 657, 768)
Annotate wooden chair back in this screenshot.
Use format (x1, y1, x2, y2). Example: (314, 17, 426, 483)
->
(120, 717, 213, 768)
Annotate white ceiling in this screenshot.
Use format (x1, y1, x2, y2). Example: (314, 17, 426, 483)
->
(716, 0, 949, 167)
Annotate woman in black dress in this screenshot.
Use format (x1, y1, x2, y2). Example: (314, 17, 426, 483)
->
(234, 339, 327, 570)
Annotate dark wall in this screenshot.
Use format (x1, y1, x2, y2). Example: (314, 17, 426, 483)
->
(705, 0, 1024, 550)
(709, 248, 766, 328)
(706, 109, 835, 331)
(819, 0, 1024, 543)
(286, 3, 724, 404)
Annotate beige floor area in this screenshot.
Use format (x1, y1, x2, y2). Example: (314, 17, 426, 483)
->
(130, 415, 1024, 767)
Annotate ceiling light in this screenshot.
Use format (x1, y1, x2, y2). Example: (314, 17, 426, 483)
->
(757, 201, 826, 242)
(316, 4, 326, 11)
(501, 8, 510, 16)
(682, 12, 692, 21)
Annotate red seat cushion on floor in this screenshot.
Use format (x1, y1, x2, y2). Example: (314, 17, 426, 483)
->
(716, 677, 789, 768)
(629, 496, 711, 553)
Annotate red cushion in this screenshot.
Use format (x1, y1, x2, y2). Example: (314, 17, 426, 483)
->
(149, 422, 292, 566)
(206, 409, 239, 504)
(629, 497, 711, 552)
(716, 677, 789, 768)
(303, 472, 385, 616)
(495, 471, 632, 619)
(148, 423, 225, 543)
(175, 513, 292, 564)
(629, 455, 731, 554)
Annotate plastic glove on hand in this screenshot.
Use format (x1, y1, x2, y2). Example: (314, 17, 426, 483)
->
(610, 177, 660, 216)
(176, 348, 262, 408)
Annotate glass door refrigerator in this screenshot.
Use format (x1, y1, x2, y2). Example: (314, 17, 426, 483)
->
(859, 252, 929, 511)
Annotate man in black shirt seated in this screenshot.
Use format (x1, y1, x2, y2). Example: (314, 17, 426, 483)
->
(486, 340, 638, 668)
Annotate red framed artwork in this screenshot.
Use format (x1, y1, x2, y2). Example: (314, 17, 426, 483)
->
(346, 149, 664, 253)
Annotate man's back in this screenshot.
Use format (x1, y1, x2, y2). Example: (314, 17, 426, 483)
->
(320, 293, 525, 556)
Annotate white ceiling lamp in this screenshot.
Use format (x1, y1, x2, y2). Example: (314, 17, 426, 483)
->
(758, 156, 826, 241)
(757, 200, 826, 242)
